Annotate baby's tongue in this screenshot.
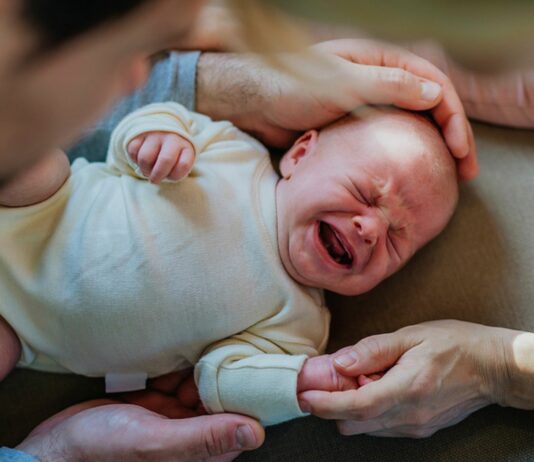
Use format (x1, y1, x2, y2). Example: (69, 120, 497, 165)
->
(323, 223, 345, 257)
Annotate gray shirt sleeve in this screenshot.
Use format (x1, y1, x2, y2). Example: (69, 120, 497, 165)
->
(0, 448, 38, 462)
(67, 51, 200, 163)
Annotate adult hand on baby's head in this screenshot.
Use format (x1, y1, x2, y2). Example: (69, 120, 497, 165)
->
(17, 397, 264, 462)
(311, 39, 478, 181)
(298, 320, 509, 438)
(127, 131, 195, 184)
(204, 39, 477, 180)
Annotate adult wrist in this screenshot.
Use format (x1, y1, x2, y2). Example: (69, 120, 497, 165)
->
(478, 326, 534, 409)
(497, 328, 534, 409)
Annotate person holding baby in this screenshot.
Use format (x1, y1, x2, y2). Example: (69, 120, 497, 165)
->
(1, 0, 533, 461)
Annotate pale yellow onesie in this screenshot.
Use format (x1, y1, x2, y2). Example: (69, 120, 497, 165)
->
(0, 103, 330, 425)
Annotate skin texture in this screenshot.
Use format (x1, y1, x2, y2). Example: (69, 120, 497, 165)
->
(298, 320, 534, 438)
(196, 40, 477, 181)
(276, 107, 458, 295)
(17, 399, 264, 462)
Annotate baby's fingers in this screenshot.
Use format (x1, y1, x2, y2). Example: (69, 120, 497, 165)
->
(137, 135, 162, 177)
(150, 136, 184, 184)
(127, 135, 145, 163)
(168, 147, 195, 182)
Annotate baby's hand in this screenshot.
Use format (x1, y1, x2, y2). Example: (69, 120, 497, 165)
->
(127, 131, 195, 184)
(297, 355, 360, 395)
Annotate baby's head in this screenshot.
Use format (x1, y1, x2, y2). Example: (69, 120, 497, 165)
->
(275, 106, 458, 296)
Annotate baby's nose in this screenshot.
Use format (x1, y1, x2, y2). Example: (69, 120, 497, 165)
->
(351, 213, 385, 247)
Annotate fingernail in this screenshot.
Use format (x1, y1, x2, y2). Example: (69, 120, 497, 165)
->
(335, 351, 358, 368)
(236, 425, 256, 449)
(299, 398, 311, 413)
(420, 81, 441, 101)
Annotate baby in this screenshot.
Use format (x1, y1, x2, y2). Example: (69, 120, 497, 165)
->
(0, 103, 457, 425)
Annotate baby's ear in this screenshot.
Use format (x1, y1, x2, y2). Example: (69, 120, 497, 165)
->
(279, 130, 318, 179)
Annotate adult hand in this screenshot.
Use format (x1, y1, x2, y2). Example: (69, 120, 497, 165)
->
(298, 320, 516, 438)
(197, 39, 477, 180)
(16, 397, 264, 462)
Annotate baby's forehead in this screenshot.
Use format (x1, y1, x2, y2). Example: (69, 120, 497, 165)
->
(323, 115, 435, 169)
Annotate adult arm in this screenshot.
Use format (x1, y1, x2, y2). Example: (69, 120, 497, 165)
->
(0, 149, 69, 207)
(298, 320, 534, 437)
(405, 41, 534, 129)
(196, 39, 477, 180)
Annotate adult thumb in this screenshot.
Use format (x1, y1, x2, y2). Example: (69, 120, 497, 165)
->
(349, 63, 443, 110)
(160, 414, 265, 462)
(333, 331, 415, 376)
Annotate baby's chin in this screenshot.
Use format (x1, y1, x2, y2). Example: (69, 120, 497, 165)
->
(312, 275, 384, 296)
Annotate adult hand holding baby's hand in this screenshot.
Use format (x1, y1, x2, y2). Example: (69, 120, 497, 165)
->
(127, 131, 195, 184)
(298, 320, 511, 438)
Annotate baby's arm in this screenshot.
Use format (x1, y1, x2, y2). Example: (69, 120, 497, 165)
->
(0, 316, 21, 381)
(0, 148, 70, 207)
(107, 102, 199, 183)
(195, 301, 330, 426)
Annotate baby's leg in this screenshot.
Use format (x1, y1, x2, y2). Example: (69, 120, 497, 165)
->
(0, 148, 70, 207)
(0, 315, 21, 381)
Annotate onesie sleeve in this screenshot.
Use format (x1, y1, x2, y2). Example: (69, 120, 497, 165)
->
(195, 296, 330, 426)
(106, 102, 199, 180)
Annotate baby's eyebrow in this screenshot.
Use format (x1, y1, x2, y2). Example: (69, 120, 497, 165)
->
(371, 176, 414, 230)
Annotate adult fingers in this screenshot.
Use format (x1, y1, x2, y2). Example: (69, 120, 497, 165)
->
(176, 374, 200, 408)
(158, 414, 265, 461)
(120, 390, 200, 419)
(319, 39, 476, 166)
(333, 331, 415, 376)
(298, 366, 405, 421)
(341, 61, 443, 110)
(149, 369, 194, 394)
(456, 121, 479, 180)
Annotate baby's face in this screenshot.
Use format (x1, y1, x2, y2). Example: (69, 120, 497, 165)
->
(275, 107, 458, 295)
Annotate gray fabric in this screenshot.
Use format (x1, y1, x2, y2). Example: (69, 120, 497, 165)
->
(1, 122, 534, 459)
(66, 51, 200, 163)
(0, 448, 37, 462)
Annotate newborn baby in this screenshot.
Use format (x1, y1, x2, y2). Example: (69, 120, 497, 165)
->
(0, 103, 457, 425)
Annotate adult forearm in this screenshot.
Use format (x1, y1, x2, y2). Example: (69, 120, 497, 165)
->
(196, 52, 272, 128)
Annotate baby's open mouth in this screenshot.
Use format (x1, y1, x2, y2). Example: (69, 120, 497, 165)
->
(319, 221, 353, 268)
